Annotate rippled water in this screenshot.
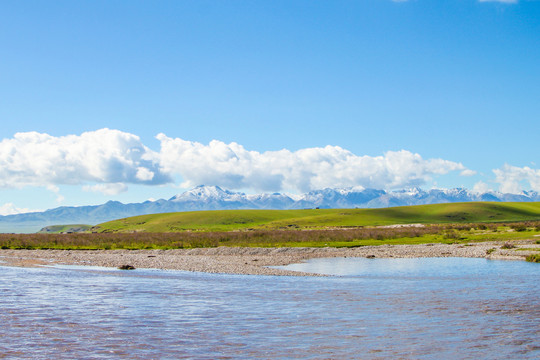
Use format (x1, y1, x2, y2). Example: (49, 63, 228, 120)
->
(1, 258, 539, 359)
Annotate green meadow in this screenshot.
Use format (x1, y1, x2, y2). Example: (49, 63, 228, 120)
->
(1, 202, 539, 251)
(95, 202, 540, 233)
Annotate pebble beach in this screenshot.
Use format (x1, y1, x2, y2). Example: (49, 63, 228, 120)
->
(1, 240, 539, 276)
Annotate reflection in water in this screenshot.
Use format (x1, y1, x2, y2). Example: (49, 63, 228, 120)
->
(274, 256, 520, 277)
(1, 258, 539, 359)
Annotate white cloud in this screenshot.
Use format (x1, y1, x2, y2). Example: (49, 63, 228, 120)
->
(157, 134, 469, 193)
(473, 181, 492, 193)
(83, 183, 129, 196)
(46, 184, 60, 193)
(136, 167, 155, 181)
(493, 164, 540, 194)
(0, 129, 170, 189)
(460, 169, 477, 176)
(0, 128, 477, 194)
(46, 184, 64, 203)
(0, 202, 39, 216)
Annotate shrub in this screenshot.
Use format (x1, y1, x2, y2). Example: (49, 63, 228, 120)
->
(443, 231, 459, 240)
(510, 224, 527, 232)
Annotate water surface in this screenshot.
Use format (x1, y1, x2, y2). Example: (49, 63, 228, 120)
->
(1, 258, 539, 359)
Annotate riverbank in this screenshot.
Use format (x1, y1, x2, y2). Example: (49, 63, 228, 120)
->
(1, 240, 539, 276)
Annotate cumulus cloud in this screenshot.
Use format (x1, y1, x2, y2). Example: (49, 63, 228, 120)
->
(0, 128, 476, 194)
(157, 134, 469, 193)
(473, 181, 492, 193)
(0, 129, 170, 189)
(493, 164, 540, 194)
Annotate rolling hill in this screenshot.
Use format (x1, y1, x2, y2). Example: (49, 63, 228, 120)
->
(2, 185, 540, 233)
(95, 201, 540, 233)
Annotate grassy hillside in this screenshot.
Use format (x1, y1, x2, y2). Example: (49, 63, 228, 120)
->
(95, 202, 540, 233)
(38, 224, 93, 234)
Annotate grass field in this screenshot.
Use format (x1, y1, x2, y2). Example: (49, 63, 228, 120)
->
(1, 202, 539, 252)
(1, 221, 539, 250)
(95, 202, 540, 233)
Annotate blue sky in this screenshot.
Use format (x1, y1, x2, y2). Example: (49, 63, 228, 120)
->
(0, 0, 539, 214)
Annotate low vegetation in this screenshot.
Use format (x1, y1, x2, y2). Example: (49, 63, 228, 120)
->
(0, 220, 539, 250)
(1, 202, 538, 250)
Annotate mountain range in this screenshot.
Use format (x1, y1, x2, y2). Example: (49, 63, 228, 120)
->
(1, 185, 539, 233)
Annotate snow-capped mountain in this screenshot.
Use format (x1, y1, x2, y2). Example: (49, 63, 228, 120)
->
(169, 185, 242, 202)
(168, 185, 248, 209)
(245, 192, 298, 209)
(1, 185, 539, 233)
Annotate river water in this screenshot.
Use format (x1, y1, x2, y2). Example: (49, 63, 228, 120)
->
(1, 258, 539, 359)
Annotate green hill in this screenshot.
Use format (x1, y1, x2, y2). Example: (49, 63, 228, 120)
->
(38, 224, 93, 234)
(95, 202, 540, 233)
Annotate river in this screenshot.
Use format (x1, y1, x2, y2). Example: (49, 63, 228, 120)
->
(1, 258, 539, 359)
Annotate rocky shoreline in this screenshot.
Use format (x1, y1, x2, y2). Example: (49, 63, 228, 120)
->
(1, 240, 539, 276)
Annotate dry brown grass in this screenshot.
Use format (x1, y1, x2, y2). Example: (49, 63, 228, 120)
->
(0, 226, 442, 249)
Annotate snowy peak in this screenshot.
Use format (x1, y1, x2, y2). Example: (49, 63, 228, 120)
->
(2, 185, 540, 233)
(169, 185, 540, 209)
(169, 185, 299, 209)
(169, 185, 244, 202)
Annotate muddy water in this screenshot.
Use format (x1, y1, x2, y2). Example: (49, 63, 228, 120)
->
(1, 258, 539, 359)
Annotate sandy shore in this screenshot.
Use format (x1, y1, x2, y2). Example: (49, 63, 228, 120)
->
(1, 240, 539, 276)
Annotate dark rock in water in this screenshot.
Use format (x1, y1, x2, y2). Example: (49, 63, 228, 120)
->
(366, 255, 376, 259)
(118, 264, 136, 270)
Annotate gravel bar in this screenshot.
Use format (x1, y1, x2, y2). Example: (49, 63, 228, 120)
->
(1, 240, 539, 276)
